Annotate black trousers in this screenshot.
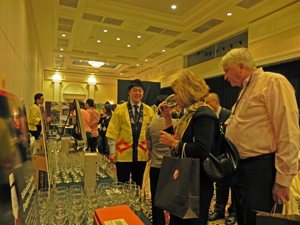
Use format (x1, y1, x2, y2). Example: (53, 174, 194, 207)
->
(214, 177, 236, 217)
(89, 136, 98, 152)
(150, 167, 166, 225)
(232, 153, 282, 225)
(115, 161, 147, 187)
(30, 125, 42, 140)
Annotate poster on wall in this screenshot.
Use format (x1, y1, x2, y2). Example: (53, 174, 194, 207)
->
(49, 102, 70, 126)
(0, 90, 38, 224)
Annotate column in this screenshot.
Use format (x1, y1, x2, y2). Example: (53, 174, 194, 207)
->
(53, 81, 61, 102)
(88, 83, 95, 99)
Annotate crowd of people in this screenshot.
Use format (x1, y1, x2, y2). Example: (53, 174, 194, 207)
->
(29, 48, 299, 225)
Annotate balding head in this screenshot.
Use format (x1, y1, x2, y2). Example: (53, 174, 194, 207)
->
(205, 93, 220, 112)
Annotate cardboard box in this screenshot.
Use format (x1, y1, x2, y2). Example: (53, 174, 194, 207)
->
(94, 205, 144, 225)
(32, 153, 49, 190)
(94, 214, 101, 225)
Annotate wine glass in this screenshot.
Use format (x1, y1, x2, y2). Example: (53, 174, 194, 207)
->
(165, 94, 177, 108)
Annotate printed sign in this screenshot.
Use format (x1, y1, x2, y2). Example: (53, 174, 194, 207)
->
(0, 90, 38, 224)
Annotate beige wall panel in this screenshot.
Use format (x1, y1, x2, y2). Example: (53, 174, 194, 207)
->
(0, 0, 7, 33)
(0, 31, 7, 78)
(44, 80, 118, 104)
(0, 0, 44, 110)
(94, 83, 118, 104)
(249, 2, 300, 64)
(5, 43, 15, 92)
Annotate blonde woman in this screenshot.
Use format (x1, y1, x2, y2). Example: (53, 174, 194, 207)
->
(159, 71, 218, 225)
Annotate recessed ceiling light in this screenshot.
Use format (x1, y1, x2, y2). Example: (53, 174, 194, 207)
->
(107, 63, 109, 65)
(171, 5, 177, 9)
(56, 70, 58, 72)
(116, 38, 120, 41)
(162, 49, 166, 52)
(79, 60, 82, 62)
(92, 73, 94, 75)
(59, 55, 63, 57)
(97, 40, 101, 43)
(104, 30, 107, 32)
(137, 36, 141, 38)
(145, 59, 148, 62)
(62, 34, 66, 37)
(227, 12, 232, 16)
(127, 45, 131, 47)
(136, 64, 139, 66)
(60, 48, 64, 51)
(120, 73, 123, 75)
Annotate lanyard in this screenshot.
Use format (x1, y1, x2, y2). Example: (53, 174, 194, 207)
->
(232, 74, 253, 115)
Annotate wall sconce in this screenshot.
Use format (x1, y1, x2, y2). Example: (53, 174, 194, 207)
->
(87, 77, 97, 85)
(52, 74, 62, 83)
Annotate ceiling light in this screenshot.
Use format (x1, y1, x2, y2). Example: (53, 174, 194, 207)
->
(88, 61, 105, 68)
(62, 34, 66, 37)
(171, 5, 177, 9)
(127, 45, 131, 47)
(58, 67, 60, 69)
(52, 74, 62, 82)
(137, 36, 141, 38)
(104, 30, 107, 32)
(56, 70, 58, 72)
(79, 60, 82, 62)
(87, 77, 97, 85)
(162, 49, 166, 52)
(227, 12, 232, 16)
(145, 59, 148, 62)
(60, 48, 64, 51)
(59, 55, 63, 57)
(116, 38, 120, 41)
(120, 73, 123, 75)
(136, 64, 139, 66)
(97, 40, 101, 43)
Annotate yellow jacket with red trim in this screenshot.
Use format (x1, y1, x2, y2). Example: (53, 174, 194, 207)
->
(106, 102, 155, 162)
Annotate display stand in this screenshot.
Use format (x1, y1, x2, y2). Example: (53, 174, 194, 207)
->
(0, 90, 38, 224)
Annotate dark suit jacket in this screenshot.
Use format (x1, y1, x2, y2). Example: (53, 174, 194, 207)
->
(219, 108, 231, 125)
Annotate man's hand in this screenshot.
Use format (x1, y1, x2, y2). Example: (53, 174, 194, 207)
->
(109, 153, 117, 164)
(272, 182, 290, 205)
(148, 151, 152, 161)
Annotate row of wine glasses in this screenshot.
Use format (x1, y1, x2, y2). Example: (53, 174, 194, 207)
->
(36, 185, 94, 225)
(96, 181, 143, 213)
(48, 150, 85, 185)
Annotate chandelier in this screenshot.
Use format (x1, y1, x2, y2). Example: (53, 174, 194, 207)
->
(88, 61, 105, 68)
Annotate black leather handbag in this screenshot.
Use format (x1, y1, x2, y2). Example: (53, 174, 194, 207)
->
(202, 129, 240, 181)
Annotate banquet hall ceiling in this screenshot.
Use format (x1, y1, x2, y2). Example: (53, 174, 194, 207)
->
(31, 0, 299, 81)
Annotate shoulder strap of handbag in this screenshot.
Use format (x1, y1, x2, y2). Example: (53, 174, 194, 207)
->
(181, 143, 187, 158)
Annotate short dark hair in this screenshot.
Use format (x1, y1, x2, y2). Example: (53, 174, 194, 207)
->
(155, 95, 168, 115)
(34, 93, 43, 102)
(128, 79, 145, 91)
(154, 95, 168, 107)
(86, 99, 94, 107)
(79, 101, 85, 108)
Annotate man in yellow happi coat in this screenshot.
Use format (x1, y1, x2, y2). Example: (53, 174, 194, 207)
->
(106, 79, 155, 187)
